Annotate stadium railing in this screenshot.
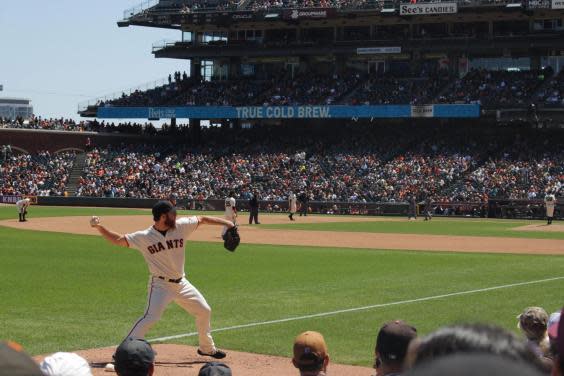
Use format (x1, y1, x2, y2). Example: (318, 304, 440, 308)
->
(122, 0, 159, 21)
(77, 77, 170, 113)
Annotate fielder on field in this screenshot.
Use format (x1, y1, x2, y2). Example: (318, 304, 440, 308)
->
(16, 198, 31, 222)
(545, 192, 557, 225)
(288, 192, 297, 221)
(223, 191, 237, 237)
(90, 200, 235, 359)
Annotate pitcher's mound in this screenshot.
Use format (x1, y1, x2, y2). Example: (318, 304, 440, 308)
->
(513, 224, 564, 233)
(36, 344, 371, 376)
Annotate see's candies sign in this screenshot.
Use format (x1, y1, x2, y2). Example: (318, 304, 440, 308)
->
(400, 2, 457, 15)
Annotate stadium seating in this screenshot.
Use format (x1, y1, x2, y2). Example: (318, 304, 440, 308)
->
(67, 124, 564, 202)
(0, 151, 76, 196)
(90, 68, 554, 110)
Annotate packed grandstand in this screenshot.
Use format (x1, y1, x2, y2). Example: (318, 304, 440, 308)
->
(2, 122, 563, 206)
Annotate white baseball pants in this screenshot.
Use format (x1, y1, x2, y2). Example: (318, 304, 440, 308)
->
(126, 276, 216, 353)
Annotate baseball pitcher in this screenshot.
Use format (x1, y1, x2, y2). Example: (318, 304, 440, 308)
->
(90, 200, 235, 359)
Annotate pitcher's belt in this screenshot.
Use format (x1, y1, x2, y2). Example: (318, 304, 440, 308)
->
(155, 276, 182, 283)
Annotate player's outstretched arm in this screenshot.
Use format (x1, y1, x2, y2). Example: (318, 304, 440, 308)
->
(90, 216, 128, 247)
(198, 216, 235, 228)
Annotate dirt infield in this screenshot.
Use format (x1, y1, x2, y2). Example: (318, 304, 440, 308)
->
(3, 214, 564, 255)
(5, 214, 564, 375)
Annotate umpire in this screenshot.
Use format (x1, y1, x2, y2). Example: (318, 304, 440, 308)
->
(299, 191, 309, 217)
(249, 190, 260, 225)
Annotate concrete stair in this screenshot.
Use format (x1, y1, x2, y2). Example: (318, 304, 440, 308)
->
(65, 152, 87, 196)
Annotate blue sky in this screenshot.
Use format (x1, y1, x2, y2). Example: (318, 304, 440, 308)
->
(0, 1, 188, 120)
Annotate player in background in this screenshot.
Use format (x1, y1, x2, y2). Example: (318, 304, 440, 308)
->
(288, 192, 297, 221)
(223, 191, 237, 236)
(545, 191, 557, 225)
(16, 198, 31, 222)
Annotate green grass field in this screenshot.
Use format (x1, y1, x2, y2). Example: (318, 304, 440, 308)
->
(263, 218, 564, 239)
(1, 206, 564, 366)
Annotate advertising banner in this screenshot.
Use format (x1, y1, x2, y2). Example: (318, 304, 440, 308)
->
(399, 2, 457, 15)
(98, 104, 480, 119)
(357, 47, 401, 54)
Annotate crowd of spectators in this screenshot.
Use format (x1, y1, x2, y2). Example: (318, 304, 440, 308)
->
(0, 150, 76, 196)
(535, 68, 564, 107)
(247, 0, 373, 10)
(0, 117, 91, 131)
(70, 124, 564, 204)
(91, 67, 564, 110)
(98, 70, 362, 107)
(436, 68, 548, 108)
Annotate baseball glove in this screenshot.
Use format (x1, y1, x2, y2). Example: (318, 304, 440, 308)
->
(222, 226, 240, 252)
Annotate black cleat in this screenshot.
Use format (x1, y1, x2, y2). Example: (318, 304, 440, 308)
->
(198, 349, 226, 359)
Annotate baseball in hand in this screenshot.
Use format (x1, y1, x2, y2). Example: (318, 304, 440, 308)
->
(90, 216, 100, 227)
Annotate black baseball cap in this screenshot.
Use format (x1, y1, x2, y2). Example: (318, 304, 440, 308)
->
(198, 362, 232, 376)
(113, 338, 155, 376)
(0, 341, 44, 376)
(152, 200, 175, 221)
(376, 320, 418, 363)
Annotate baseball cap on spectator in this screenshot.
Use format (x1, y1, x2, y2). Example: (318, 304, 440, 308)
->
(113, 338, 155, 376)
(376, 320, 418, 363)
(198, 362, 232, 376)
(152, 200, 175, 221)
(293, 331, 328, 371)
(0, 341, 44, 376)
(40, 352, 93, 376)
(518, 307, 549, 340)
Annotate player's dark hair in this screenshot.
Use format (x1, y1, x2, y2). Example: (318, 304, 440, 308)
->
(413, 324, 545, 372)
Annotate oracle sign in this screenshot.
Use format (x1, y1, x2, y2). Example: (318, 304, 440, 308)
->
(399, 2, 457, 15)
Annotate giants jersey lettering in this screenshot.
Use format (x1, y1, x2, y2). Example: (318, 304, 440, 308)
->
(225, 197, 236, 217)
(125, 216, 199, 279)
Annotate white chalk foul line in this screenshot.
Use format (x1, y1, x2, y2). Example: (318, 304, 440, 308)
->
(147, 276, 564, 343)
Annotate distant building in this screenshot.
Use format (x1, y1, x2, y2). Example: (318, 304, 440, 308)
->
(0, 98, 33, 120)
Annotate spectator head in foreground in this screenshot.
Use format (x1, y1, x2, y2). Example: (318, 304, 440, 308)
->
(407, 324, 547, 373)
(113, 338, 155, 376)
(518, 306, 550, 357)
(292, 331, 329, 376)
(375, 320, 418, 376)
(0, 341, 43, 376)
(40, 352, 93, 376)
(198, 362, 232, 376)
(404, 353, 544, 376)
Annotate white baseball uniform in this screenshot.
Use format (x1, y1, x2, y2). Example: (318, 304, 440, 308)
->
(124, 216, 217, 353)
(16, 199, 29, 214)
(545, 194, 556, 217)
(223, 197, 236, 236)
(289, 193, 297, 213)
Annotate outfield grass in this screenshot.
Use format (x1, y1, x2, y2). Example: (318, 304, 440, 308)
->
(263, 218, 564, 239)
(2, 222, 564, 366)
